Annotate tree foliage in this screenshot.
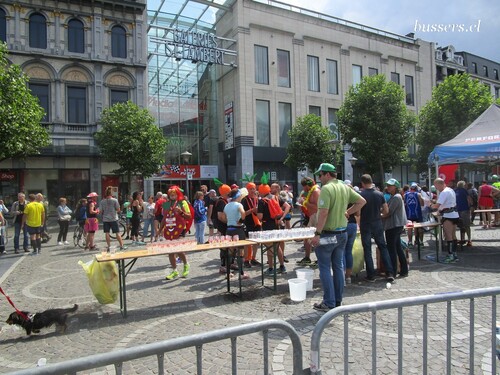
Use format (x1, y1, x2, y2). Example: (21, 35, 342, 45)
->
(0, 42, 50, 162)
(95, 101, 168, 182)
(416, 73, 492, 170)
(337, 74, 415, 180)
(284, 114, 335, 172)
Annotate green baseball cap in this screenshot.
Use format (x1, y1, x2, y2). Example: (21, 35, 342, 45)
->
(314, 163, 336, 175)
(385, 178, 400, 188)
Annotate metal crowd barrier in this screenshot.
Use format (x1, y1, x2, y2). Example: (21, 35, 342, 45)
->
(7, 287, 500, 375)
(309, 287, 500, 374)
(9, 319, 303, 375)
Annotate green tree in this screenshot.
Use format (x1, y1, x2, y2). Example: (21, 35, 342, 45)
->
(0, 42, 50, 162)
(337, 74, 415, 181)
(95, 101, 168, 190)
(284, 114, 335, 173)
(416, 73, 492, 171)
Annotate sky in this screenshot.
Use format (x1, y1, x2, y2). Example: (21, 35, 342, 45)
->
(284, 0, 500, 62)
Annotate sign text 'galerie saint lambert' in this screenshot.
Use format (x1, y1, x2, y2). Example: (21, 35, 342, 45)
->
(164, 29, 226, 65)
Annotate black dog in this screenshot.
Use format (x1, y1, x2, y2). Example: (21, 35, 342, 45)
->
(6, 304, 78, 335)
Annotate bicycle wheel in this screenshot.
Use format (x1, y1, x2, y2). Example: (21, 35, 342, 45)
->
(73, 226, 86, 248)
(110, 221, 126, 239)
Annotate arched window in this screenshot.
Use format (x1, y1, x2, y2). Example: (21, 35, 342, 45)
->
(29, 13, 47, 49)
(111, 25, 126, 58)
(0, 8, 6, 42)
(68, 19, 84, 53)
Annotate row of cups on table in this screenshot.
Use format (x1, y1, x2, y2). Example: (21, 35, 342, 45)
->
(248, 227, 316, 241)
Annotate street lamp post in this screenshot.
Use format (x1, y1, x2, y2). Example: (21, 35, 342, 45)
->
(181, 151, 192, 201)
(348, 156, 358, 184)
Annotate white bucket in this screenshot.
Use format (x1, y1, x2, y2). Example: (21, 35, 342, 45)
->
(296, 268, 314, 291)
(288, 278, 308, 302)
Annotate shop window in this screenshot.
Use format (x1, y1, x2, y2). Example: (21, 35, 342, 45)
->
(67, 86, 87, 124)
(68, 19, 84, 53)
(111, 25, 127, 58)
(29, 13, 47, 49)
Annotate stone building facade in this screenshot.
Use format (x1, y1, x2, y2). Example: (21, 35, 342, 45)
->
(215, 0, 435, 186)
(0, 0, 147, 209)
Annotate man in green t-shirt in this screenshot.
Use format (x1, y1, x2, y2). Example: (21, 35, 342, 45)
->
(309, 163, 365, 312)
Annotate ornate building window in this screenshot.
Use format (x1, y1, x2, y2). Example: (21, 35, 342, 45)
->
(29, 13, 47, 49)
(0, 8, 6, 42)
(111, 25, 127, 58)
(110, 89, 128, 105)
(67, 86, 87, 124)
(68, 19, 84, 53)
(29, 83, 50, 122)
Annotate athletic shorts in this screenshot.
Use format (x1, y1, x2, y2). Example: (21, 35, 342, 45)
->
(26, 225, 41, 235)
(103, 221, 120, 233)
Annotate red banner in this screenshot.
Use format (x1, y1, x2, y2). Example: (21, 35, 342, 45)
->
(155, 165, 200, 179)
(438, 164, 458, 184)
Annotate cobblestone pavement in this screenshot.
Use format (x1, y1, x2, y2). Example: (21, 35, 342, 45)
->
(0, 223, 498, 374)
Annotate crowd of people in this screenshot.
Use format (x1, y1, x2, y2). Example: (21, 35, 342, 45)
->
(0, 172, 498, 313)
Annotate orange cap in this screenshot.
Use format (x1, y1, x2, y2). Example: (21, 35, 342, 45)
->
(219, 184, 231, 196)
(258, 184, 270, 195)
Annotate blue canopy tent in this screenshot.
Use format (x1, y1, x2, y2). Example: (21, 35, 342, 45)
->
(428, 104, 500, 167)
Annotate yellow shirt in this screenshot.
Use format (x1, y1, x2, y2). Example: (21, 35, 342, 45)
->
(24, 201, 45, 227)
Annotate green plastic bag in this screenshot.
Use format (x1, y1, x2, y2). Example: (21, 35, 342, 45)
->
(352, 233, 365, 275)
(79, 258, 119, 304)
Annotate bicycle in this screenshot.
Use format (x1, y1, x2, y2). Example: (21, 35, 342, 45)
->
(73, 224, 86, 248)
(109, 214, 142, 239)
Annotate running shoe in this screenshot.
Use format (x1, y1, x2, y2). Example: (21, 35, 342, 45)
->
(165, 270, 179, 280)
(182, 264, 190, 278)
(296, 257, 311, 265)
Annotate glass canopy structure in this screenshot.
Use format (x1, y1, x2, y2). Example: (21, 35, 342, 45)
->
(147, 0, 236, 167)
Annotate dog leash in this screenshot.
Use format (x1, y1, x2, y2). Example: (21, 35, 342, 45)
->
(0, 287, 30, 321)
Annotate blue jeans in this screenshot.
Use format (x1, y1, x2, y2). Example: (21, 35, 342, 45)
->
(315, 232, 347, 308)
(14, 222, 29, 250)
(142, 218, 155, 239)
(360, 220, 394, 278)
(344, 222, 357, 271)
(195, 221, 206, 244)
(385, 226, 408, 275)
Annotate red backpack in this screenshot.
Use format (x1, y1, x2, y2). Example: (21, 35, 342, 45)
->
(263, 197, 283, 220)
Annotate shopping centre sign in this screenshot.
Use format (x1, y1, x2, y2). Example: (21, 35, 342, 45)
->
(152, 27, 237, 66)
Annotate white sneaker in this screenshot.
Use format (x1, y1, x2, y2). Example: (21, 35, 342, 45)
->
(58, 241, 63, 246)
(64, 241, 69, 245)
